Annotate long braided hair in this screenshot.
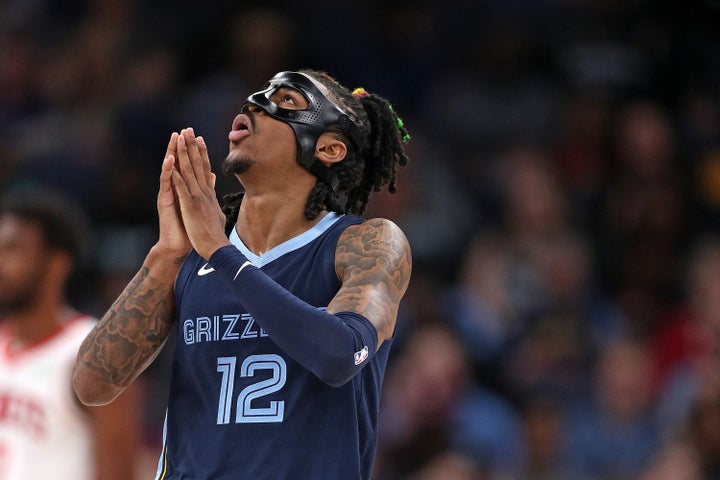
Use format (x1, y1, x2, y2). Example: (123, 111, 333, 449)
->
(222, 69, 410, 228)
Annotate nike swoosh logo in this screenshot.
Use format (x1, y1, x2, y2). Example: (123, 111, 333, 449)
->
(197, 263, 215, 276)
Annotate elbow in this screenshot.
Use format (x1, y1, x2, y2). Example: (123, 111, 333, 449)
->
(72, 366, 123, 406)
(313, 362, 356, 388)
(317, 373, 352, 388)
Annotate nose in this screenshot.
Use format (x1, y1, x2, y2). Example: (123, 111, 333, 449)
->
(242, 103, 262, 114)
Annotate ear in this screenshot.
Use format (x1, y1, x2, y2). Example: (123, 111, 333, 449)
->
(315, 132, 347, 166)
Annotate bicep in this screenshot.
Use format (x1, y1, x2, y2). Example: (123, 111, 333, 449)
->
(326, 218, 412, 345)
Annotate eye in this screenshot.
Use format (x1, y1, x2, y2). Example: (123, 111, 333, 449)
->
(280, 94, 297, 105)
(270, 89, 306, 109)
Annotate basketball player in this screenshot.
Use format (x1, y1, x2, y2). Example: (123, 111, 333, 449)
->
(73, 69, 412, 479)
(0, 186, 141, 479)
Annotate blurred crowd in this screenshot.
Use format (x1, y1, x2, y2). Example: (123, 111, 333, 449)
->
(2, 0, 720, 478)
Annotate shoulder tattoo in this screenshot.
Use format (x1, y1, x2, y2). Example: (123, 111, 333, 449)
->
(333, 219, 412, 334)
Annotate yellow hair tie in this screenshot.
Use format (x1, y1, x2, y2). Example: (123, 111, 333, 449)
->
(352, 87, 369, 97)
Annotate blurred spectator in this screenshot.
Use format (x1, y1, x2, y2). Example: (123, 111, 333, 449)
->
(640, 439, 703, 480)
(443, 148, 573, 372)
(517, 396, 577, 480)
(375, 323, 522, 480)
(653, 235, 720, 438)
(408, 452, 486, 480)
(443, 231, 526, 367)
(551, 94, 613, 232)
(500, 229, 627, 404)
(444, 147, 626, 403)
(364, 131, 477, 277)
(598, 100, 689, 335)
(647, 381, 720, 480)
(692, 147, 720, 232)
(105, 43, 182, 225)
(565, 336, 662, 479)
(686, 384, 720, 478)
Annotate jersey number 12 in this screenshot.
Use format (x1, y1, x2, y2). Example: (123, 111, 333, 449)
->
(216, 354, 287, 424)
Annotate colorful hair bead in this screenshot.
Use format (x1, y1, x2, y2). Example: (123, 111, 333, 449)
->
(352, 87, 370, 97)
(389, 105, 411, 143)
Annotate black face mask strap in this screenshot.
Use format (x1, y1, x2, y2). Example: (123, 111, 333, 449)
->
(246, 71, 363, 193)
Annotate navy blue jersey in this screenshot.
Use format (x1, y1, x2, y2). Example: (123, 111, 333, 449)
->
(156, 213, 393, 480)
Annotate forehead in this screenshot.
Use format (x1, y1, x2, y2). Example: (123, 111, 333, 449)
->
(263, 72, 332, 103)
(0, 215, 43, 245)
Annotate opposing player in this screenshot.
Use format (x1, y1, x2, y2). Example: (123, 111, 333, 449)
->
(73, 69, 412, 479)
(0, 186, 141, 480)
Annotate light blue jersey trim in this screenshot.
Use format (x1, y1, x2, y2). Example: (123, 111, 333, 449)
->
(155, 411, 169, 479)
(229, 212, 343, 268)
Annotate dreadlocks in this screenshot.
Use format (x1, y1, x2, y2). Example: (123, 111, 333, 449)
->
(222, 69, 410, 229)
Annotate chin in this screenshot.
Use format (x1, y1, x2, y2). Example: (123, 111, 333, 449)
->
(222, 153, 254, 177)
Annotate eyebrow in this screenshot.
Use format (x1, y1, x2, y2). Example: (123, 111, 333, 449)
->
(273, 86, 301, 95)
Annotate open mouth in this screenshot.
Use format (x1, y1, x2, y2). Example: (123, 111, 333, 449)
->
(229, 114, 252, 142)
(233, 114, 251, 132)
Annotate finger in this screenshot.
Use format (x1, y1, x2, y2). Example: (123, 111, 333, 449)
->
(183, 127, 207, 189)
(157, 155, 177, 219)
(170, 165, 191, 203)
(158, 155, 176, 207)
(161, 154, 175, 185)
(197, 136, 214, 188)
(176, 131, 201, 195)
(165, 132, 179, 161)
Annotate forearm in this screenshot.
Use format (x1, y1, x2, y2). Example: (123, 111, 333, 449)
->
(73, 246, 182, 405)
(209, 246, 378, 387)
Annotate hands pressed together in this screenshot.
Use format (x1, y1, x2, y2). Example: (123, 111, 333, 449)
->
(157, 128, 230, 261)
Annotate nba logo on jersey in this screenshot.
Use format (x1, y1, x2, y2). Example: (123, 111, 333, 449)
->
(354, 346, 369, 365)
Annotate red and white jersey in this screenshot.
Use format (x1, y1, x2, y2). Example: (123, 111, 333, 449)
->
(0, 315, 96, 480)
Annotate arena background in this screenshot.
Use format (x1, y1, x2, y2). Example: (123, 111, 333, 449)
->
(2, 0, 720, 477)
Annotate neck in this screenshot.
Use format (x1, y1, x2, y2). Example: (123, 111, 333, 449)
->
(4, 293, 75, 349)
(235, 190, 327, 255)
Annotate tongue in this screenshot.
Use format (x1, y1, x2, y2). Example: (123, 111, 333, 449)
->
(228, 129, 249, 142)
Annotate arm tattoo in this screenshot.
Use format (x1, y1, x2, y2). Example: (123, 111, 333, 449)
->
(331, 218, 412, 340)
(77, 265, 177, 387)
